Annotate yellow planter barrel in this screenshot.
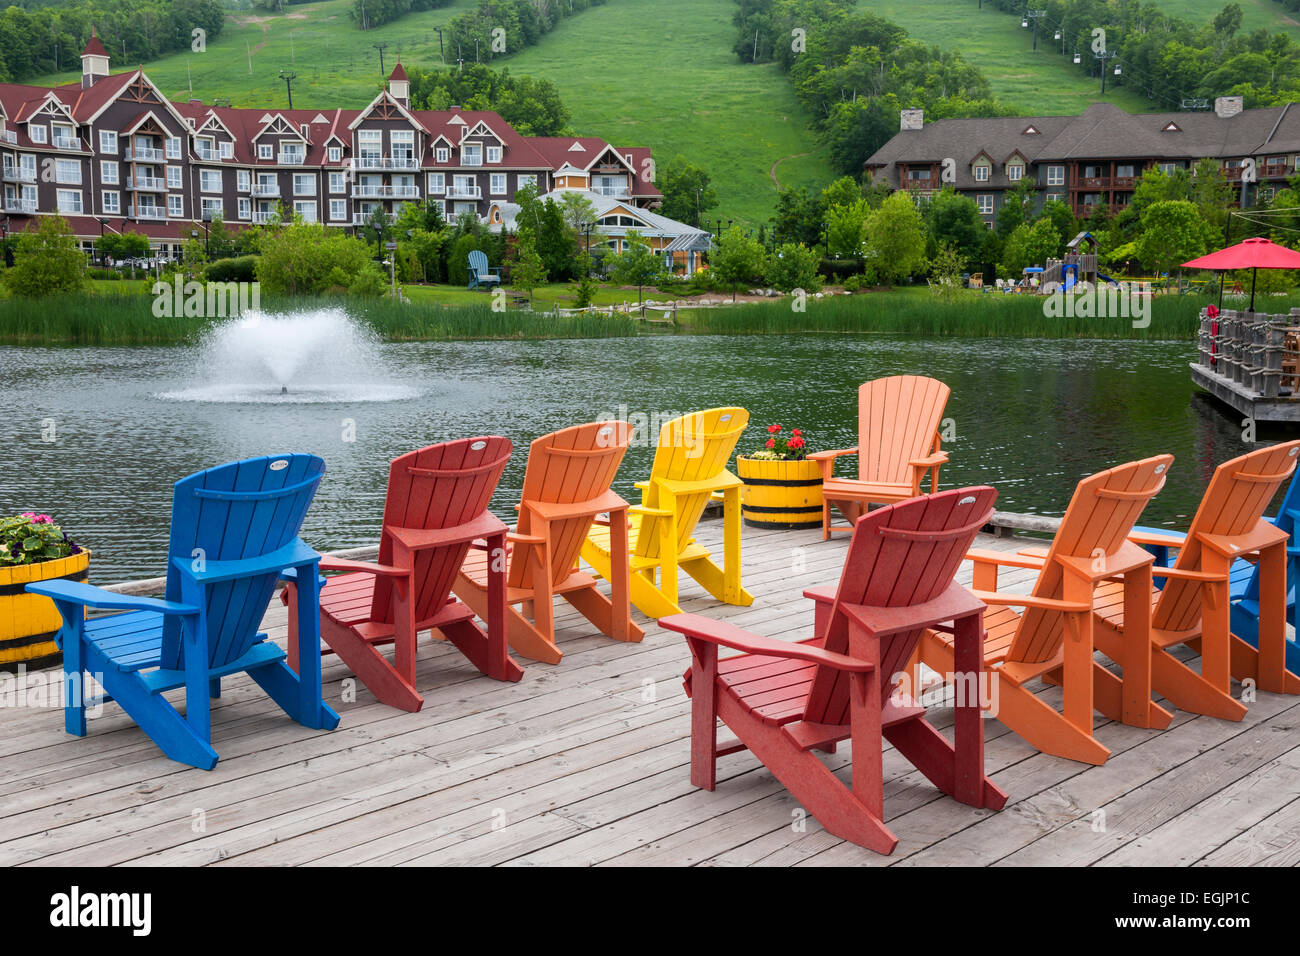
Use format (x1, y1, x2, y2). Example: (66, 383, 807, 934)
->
(0, 550, 90, 671)
(738, 457, 824, 529)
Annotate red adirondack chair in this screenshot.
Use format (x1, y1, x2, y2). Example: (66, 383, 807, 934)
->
(662, 487, 1007, 855)
(286, 437, 521, 713)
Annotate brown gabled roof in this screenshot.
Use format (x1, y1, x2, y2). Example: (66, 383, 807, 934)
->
(81, 32, 109, 59)
(389, 58, 408, 82)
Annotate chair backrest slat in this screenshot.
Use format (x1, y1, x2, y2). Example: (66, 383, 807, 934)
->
(1156, 441, 1300, 632)
(1006, 455, 1172, 665)
(372, 437, 512, 624)
(803, 487, 998, 726)
(637, 407, 748, 560)
(857, 376, 950, 485)
(510, 421, 633, 589)
(161, 454, 325, 670)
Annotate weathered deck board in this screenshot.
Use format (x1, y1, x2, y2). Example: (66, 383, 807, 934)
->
(1, 521, 1295, 867)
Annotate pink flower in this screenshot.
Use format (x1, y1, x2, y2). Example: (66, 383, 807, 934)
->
(765, 439, 775, 449)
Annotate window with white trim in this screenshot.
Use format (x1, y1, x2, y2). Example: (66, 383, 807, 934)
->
(427, 172, 445, 193)
(328, 146, 341, 162)
(973, 163, 990, 182)
(56, 189, 81, 213)
(258, 143, 273, 160)
(237, 169, 251, 191)
(1046, 165, 1065, 186)
(55, 159, 81, 185)
(238, 197, 251, 220)
(99, 130, 117, 154)
(168, 194, 184, 217)
(517, 174, 536, 191)
(294, 173, 315, 195)
(200, 169, 223, 192)
(487, 145, 502, 163)
(976, 194, 994, 215)
(201, 197, 223, 220)
(166, 137, 181, 159)
(166, 165, 182, 189)
(330, 198, 347, 220)
(29, 125, 46, 144)
(435, 146, 449, 163)
(461, 143, 482, 166)
(220, 141, 234, 159)
(102, 190, 120, 214)
(294, 200, 317, 223)
(100, 160, 119, 185)
(1007, 162, 1024, 182)
(329, 171, 345, 193)
(490, 173, 506, 195)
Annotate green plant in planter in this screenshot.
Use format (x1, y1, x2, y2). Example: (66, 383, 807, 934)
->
(0, 513, 81, 566)
(747, 424, 810, 461)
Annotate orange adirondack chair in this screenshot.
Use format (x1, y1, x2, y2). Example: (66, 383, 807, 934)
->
(581, 407, 752, 619)
(662, 487, 1008, 855)
(454, 420, 642, 665)
(286, 437, 521, 713)
(809, 375, 950, 541)
(1099, 442, 1300, 719)
(912, 455, 1175, 765)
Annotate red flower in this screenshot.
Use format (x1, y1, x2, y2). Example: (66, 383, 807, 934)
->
(767, 424, 781, 434)
(765, 439, 776, 449)
(791, 429, 802, 437)
(789, 437, 805, 449)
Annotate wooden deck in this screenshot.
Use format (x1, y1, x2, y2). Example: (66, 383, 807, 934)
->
(2, 520, 1299, 867)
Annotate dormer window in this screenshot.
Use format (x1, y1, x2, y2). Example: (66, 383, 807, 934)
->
(220, 141, 234, 159)
(436, 146, 449, 163)
(1163, 121, 1181, 132)
(462, 143, 482, 166)
(1023, 125, 1040, 135)
(30, 125, 46, 144)
(328, 145, 341, 162)
(1007, 161, 1024, 182)
(258, 143, 273, 160)
(487, 145, 502, 163)
(973, 162, 990, 182)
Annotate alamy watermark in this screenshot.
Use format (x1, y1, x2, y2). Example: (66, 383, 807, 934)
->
(1043, 281, 1152, 328)
(152, 277, 260, 318)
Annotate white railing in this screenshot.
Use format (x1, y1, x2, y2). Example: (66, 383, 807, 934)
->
(252, 183, 280, 197)
(4, 198, 36, 213)
(447, 184, 481, 199)
(128, 176, 165, 191)
(277, 152, 306, 166)
(352, 185, 420, 198)
(195, 147, 219, 161)
(3, 167, 36, 182)
(251, 210, 279, 224)
(351, 156, 420, 171)
(53, 135, 81, 150)
(593, 186, 631, 197)
(129, 205, 166, 220)
(1, 130, 16, 145)
(125, 146, 164, 162)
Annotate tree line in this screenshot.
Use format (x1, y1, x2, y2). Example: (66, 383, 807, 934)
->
(0, 0, 225, 83)
(350, 0, 453, 32)
(730, 0, 1007, 176)
(406, 63, 572, 136)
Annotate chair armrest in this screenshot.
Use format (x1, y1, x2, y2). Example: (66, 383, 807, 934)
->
(629, 505, 674, 518)
(318, 556, 409, 578)
(803, 584, 837, 605)
(388, 511, 508, 552)
(966, 548, 1048, 570)
(969, 589, 1090, 613)
(506, 532, 546, 546)
(173, 538, 319, 584)
(807, 447, 857, 462)
(654, 473, 742, 496)
(659, 613, 873, 673)
(1129, 528, 1187, 548)
(1150, 566, 1228, 583)
(26, 580, 198, 616)
(909, 452, 949, 469)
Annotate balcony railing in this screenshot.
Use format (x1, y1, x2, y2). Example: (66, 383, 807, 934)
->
(128, 176, 166, 191)
(592, 186, 630, 197)
(53, 135, 81, 150)
(904, 177, 936, 191)
(2, 167, 36, 183)
(4, 197, 36, 214)
(251, 210, 280, 224)
(351, 156, 420, 171)
(125, 146, 164, 162)
(277, 152, 306, 166)
(195, 146, 222, 162)
(129, 205, 166, 220)
(446, 184, 482, 200)
(57, 202, 84, 215)
(252, 183, 280, 197)
(0, 130, 16, 145)
(352, 184, 421, 198)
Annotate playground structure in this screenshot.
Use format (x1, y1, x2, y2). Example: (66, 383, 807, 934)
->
(1039, 232, 1119, 292)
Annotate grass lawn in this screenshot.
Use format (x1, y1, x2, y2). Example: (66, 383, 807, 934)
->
(405, 280, 655, 311)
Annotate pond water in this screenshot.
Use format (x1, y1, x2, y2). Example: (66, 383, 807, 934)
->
(0, 330, 1263, 582)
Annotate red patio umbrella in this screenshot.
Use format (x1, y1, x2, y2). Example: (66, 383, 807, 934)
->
(1182, 237, 1300, 311)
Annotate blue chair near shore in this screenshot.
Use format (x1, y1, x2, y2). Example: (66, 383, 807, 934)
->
(467, 249, 500, 291)
(26, 454, 339, 770)
(1135, 466, 1300, 677)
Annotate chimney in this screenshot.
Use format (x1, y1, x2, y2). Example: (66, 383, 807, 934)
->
(388, 57, 410, 106)
(1215, 96, 1243, 119)
(900, 109, 924, 131)
(80, 29, 110, 89)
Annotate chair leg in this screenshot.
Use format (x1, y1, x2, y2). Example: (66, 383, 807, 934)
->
(440, 617, 525, 682)
(682, 554, 756, 608)
(689, 641, 719, 791)
(320, 614, 424, 712)
(62, 622, 87, 738)
(99, 668, 220, 770)
(1149, 645, 1248, 721)
(564, 586, 646, 643)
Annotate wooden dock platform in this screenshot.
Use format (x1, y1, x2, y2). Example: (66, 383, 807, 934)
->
(2, 521, 1298, 867)
(1190, 362, 1300, 423)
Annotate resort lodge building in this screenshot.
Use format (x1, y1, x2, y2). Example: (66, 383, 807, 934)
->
(0, 34, 710, 268)
(864, 97, 1300, 223)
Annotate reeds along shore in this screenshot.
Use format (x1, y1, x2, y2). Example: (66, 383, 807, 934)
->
(0, 288, 1220, 346)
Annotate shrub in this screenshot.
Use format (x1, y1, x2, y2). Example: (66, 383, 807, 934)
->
(818, 258, 861, 281)
(205, 255, 259, 283)
(765, 242, 822, 293)
(843, 274, 864, 293)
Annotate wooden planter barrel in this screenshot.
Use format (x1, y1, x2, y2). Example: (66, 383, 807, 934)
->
(738, 457, 824, 529)
(0, 550, 90, 672)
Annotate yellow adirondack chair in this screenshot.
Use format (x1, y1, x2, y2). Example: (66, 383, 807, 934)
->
(809, 375, 951, 541)
(582, 407, 753, 619)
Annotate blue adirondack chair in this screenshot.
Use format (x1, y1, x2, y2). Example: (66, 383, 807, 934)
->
(26, 454, 340, 770)
(1134, 467, 1300, 676)
(467, 249, 500, 291)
